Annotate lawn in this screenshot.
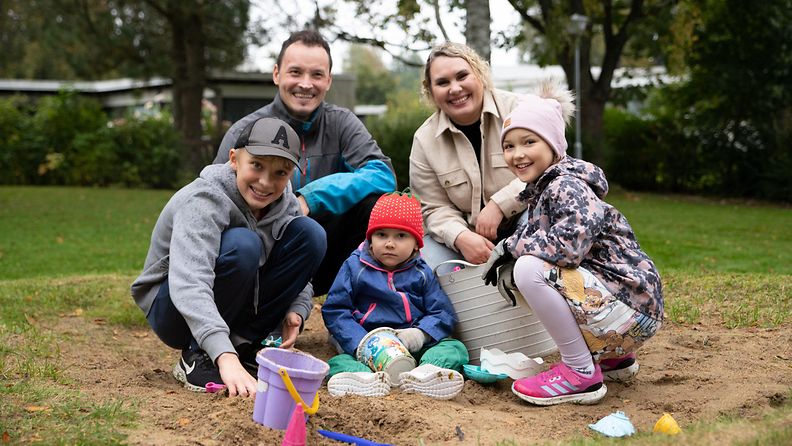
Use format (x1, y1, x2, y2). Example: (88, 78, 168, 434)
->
(0, 186, 790, 445)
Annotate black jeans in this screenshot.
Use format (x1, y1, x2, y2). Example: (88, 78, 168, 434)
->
(309, 193, 380, 296)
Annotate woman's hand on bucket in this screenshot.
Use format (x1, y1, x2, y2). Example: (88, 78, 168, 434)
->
(217, 353, 257, 397)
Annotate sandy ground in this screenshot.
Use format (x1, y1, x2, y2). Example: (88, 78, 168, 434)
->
(50, 303, 792, 445)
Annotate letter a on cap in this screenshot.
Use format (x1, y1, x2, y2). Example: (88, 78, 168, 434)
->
(272, 125, 290, 149)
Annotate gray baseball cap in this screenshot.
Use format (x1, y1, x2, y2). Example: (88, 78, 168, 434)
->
(234, 117, 302, 172)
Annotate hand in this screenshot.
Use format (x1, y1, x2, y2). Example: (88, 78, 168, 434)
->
(481, 240, 513, 288)
(455, 231, 495, 265)
(475, 200, 505, 241)
(216, 352, 257, 397)
(395, 328, 430, 353)
(297, 195, 310, 216)
(279, 312, 302, 349)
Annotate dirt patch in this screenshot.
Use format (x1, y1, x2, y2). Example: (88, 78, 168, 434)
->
(52, 305, 792, 445)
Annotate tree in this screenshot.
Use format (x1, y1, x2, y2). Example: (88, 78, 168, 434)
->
(464, 0, 491, 62)
(649, 0, 792, 200)
(1, 0, 253, 174)
(505, 0, 675, 164)
(343, 45, 397, 104)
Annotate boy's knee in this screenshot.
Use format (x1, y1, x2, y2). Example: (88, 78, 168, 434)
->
(291, 217, 327, 257)
(219, 228, 261, 271)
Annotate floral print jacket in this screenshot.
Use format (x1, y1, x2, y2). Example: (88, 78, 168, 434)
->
(505, 157, 663, 321)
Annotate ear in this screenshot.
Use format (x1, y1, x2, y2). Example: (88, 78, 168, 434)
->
(326, 72, 333, 92)
(272, 64, 280, 85)
(229, 148, 239, 170)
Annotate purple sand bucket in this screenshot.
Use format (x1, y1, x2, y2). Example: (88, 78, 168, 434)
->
(252, 348, 329, 430)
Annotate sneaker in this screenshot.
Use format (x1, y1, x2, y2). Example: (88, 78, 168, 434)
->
(399, 364, 464, 400)
(511, 362, 606, 406)
(235, 342, 261, 376)
(600, 353, 639, 382)
(327, 371, 391, 397)
(172, 349, 223, 392)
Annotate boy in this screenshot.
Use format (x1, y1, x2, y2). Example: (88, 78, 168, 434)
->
(321, 191, 468, 400)
(131, 118, 326, 397)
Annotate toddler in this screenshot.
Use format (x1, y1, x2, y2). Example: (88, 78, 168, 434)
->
(322, 191, 468, 400)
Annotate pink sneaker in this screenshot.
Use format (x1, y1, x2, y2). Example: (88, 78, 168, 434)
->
(512, 362, 607, 406)
(600, 353, 639, 382)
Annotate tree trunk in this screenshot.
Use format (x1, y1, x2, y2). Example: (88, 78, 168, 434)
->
(465, 0, 491, 63)
(169, 5, 208, 175)
(559, 42, 607, 166)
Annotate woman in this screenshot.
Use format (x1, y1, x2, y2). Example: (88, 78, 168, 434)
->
(410, 42, 526, 271)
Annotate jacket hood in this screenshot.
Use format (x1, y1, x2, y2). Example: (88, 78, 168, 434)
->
(519, 157, 609, 202)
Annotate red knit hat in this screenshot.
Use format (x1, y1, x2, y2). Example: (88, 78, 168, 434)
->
(366, 190, 424, 248)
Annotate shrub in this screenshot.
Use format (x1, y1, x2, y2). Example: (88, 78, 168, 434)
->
(0, 91, 186, 188)
(112, 113, 185, 189)
(0, 96, 35, 184)
(603, 107, 665, 191)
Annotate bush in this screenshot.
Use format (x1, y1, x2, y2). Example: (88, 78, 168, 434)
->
(0, 96, 35, 184)
(365, 90, 433, 188)
(0, 91, 185, 189)
(112, 114, 185, 189)
(603, 107, 665, 191)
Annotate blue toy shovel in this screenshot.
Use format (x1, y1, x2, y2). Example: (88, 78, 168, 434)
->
(317, 429, 393, 446)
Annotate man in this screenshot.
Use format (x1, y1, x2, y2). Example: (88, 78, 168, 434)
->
(214, 30, 396, 296)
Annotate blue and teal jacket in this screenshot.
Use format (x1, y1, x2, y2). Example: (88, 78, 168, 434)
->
(321, 243, 458, 355)
(214, 94, 396, 215)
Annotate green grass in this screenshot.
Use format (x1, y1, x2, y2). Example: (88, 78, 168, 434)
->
(0, 186, 173, 280)
(607, 191, 791, 275)
(0, 186, 790, 444)
(2, 187, 789, 281)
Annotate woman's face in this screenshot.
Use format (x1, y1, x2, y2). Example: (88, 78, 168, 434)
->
(428, 56, 484, 126)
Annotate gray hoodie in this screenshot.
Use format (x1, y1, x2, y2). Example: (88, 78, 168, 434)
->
(130, 163, 313, 362)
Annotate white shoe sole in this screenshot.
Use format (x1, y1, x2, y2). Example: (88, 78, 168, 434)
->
(511, 382, 607, 406)
(327, 372, 391, 397)
(399, 365, 464, 400)
(603, 363, 639, 382)
(172, 361, 207, 393)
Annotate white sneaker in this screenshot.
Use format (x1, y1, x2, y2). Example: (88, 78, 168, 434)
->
(398, 364, 464, 400)
(327, 371, 391, 397)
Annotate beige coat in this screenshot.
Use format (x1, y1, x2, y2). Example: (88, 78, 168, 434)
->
(410, 88, 527, 250)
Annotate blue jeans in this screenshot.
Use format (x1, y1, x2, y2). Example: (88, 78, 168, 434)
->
(146, 217, 326, 351)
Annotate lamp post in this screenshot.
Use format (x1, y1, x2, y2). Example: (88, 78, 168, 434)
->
(568, 13, 588, 159)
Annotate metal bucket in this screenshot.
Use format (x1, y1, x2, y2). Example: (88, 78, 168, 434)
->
(435, 260, 557, 364)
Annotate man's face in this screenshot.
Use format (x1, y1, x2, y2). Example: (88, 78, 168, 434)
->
(273, 42, 332, 121)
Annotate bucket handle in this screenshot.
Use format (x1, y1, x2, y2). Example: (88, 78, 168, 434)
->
(278, 368, 320, 415)
(432, 259, 478, 276)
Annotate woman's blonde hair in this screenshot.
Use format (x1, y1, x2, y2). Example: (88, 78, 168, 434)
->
(421, 42, 493, 107)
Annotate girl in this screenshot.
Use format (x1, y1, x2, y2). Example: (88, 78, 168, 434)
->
(481, 81, 663, 406)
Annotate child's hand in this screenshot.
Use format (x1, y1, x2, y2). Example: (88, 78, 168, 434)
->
(396, 328, 431, 353)
(475, 200, 505, 241)
(216, 352, 257, 397)
(279, 312, 302, 349)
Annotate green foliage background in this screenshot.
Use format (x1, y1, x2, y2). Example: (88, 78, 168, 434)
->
(0, 92, 185, 189)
